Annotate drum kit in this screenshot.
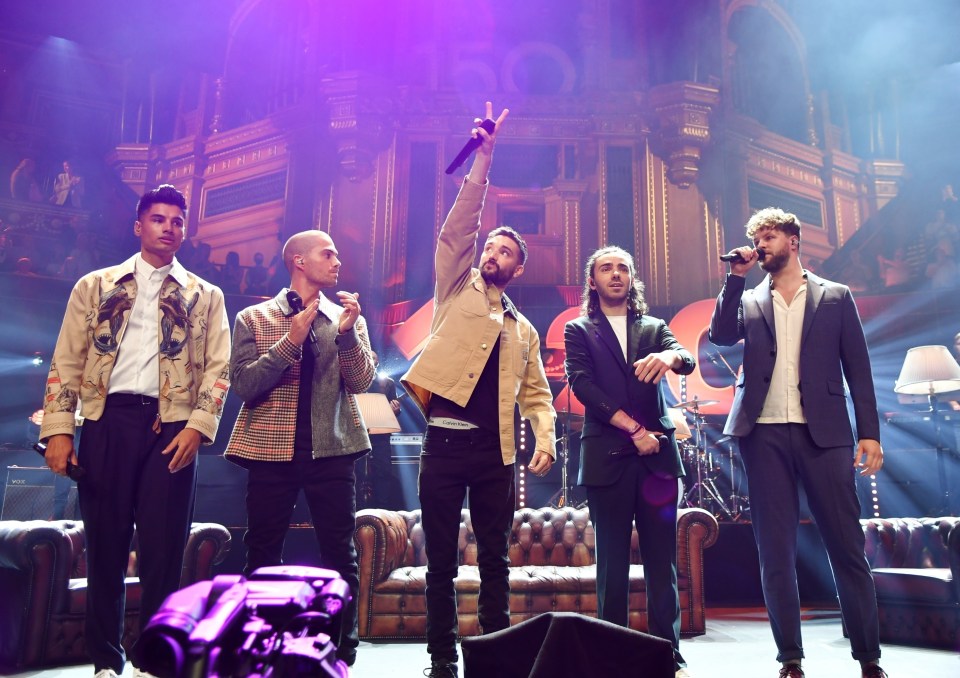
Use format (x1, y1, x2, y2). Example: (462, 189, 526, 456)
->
(672, 397, 749, 522)
(548, 392, 748, 521)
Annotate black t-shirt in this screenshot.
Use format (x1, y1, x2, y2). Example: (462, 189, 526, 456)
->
(429, 336, 501, 434)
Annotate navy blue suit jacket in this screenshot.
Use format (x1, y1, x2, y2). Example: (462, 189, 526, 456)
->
(564, 311, 696, 487)
(708, 271, 880, 447)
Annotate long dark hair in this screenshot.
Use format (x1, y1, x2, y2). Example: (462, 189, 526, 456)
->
(580, 245, 648, 317)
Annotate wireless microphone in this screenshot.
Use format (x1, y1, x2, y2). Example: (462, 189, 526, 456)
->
(719, 249, 766, 264)
(285, 290, 319, 351)
(444, 119, 497, 174)
(33, 441, 86, 481)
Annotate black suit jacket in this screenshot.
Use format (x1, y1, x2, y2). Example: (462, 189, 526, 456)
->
(708, 271, 880, 447)
(564, 311, 696, 487)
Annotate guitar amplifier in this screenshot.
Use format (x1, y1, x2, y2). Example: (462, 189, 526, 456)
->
(2, 465, 79, 521)
(389, 433, 423, 464)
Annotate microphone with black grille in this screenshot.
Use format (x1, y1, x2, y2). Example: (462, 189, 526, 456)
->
(286, 290, 319, 352)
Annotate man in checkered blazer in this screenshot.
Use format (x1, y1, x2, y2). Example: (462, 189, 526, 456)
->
(225, 229, 376, 667)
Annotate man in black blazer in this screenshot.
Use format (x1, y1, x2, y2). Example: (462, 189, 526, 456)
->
(564, 246, 696, 678)
(709, 208, 887, 678)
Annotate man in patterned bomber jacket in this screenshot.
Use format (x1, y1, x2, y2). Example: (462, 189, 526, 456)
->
(39, 184, 231, 678)
(225, 228, 376, 668)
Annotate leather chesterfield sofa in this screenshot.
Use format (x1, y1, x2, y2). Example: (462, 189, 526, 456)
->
(354, 506, 719, 640)
(859, 516, 960, 651)
(0, 519, 232, 670)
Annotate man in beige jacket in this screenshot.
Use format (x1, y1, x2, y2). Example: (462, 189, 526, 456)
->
(402, 103, 556, 678)
(39, 184, 231, 678)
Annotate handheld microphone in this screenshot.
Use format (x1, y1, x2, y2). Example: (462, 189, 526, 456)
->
(719, 249, 766, 264)
(33, 442, 86, 481)
(285, 290, 319, 350)
(444, 119, 497, 174)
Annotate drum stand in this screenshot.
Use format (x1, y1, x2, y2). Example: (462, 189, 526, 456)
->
(681, 399, 736, 520)
(549, 397, 587, 509)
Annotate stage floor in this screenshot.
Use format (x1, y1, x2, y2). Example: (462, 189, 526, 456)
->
(6, 608, 955, 677)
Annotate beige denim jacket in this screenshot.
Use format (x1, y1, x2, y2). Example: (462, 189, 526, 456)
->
(40, 254, 231, 444)
(401, 178, 556, 464)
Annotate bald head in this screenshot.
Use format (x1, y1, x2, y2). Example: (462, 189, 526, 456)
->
(282, 230, 335, 273)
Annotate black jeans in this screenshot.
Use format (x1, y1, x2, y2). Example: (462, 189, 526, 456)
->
(418, 426, 515, 663)
(243, 451, 361, 662)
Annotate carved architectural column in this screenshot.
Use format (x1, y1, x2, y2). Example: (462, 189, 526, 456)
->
(544, 180, 589, 283)
(648, 82, 720, 188)
(321, 72, 394, 182)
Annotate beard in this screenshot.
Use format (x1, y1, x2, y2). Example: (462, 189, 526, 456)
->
(481, 261, 513, 286)
(759, 249, 789, 274)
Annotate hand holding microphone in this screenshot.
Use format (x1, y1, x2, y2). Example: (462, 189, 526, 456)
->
(719, 247, 765, 264)
(286, 290, 319, 352)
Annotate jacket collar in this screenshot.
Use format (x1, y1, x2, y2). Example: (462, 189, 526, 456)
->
(277, 288, 342, 323)
(589, 309, 635, 375)
(115, 253, 190, 288)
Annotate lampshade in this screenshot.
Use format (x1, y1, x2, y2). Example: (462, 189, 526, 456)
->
(668, 407, 692, 440)
(354, 393, 402, 434)
(894, 345, 960, 395)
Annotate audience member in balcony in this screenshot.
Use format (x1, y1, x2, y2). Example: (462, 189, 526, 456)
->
(400, 103, 556, 678)
(190, 241, 219, 283)
(14, 256, 36, 275)
(923, 208, 958, 260)
(925, 242, 959, 289)
(709, 208, 887, 678)
(244, 251, 270, 295)
(10, 157, 43, 201)
(876, 246, 911, 289)
(50, 160, 85, 207)
(220, 250, 244, 294)
(59, 255, 82, 281)
(564, 245, 696, 678)
(38, 184, 231, 678)
(225, 229, 376, 668)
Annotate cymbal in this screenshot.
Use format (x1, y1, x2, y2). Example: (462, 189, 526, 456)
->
(675, 398, 719, 410)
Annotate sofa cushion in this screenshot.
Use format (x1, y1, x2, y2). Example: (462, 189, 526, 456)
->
(872, 567, 956, 604)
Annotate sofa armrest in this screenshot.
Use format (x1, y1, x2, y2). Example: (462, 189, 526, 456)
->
(945, 518, 960, 601)
(180, 522, 231, 588)
(0, 520, 84, 669)
(355, 509, 411, 586)
(677, 507, 720, 567)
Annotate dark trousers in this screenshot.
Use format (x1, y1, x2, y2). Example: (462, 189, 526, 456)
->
(77, 397, 196, 674)
(418, 426, 515, 663)
(585, 457, 685, 669)
(740, 423, 880, 663)
(243, 452, 361, 662)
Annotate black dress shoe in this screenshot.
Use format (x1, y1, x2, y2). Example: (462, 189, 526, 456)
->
(424, 660, 459, 678)
(779, 665, 804, 678)
(862, 665, 888, 678)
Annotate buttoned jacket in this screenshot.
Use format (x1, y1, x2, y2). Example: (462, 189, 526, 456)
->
(40, 254, 231, 443)
(225, 289, 375, 462)
(708, 271, 880, 447)
(401, 178, 556, 464)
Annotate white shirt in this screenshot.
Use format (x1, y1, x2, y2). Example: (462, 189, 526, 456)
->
(757, 282, 807, 424)
(108, 254, 171, 397)
(606, 314, 629, 362)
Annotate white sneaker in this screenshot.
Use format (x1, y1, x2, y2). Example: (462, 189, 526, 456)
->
(133, 669, 157, 678)
(676, 669, 694, 678)
(93, 670, 118, 678)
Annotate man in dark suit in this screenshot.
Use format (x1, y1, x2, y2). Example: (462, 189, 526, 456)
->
(564, 245, 696, 678)
(709, 208, 887, 678)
